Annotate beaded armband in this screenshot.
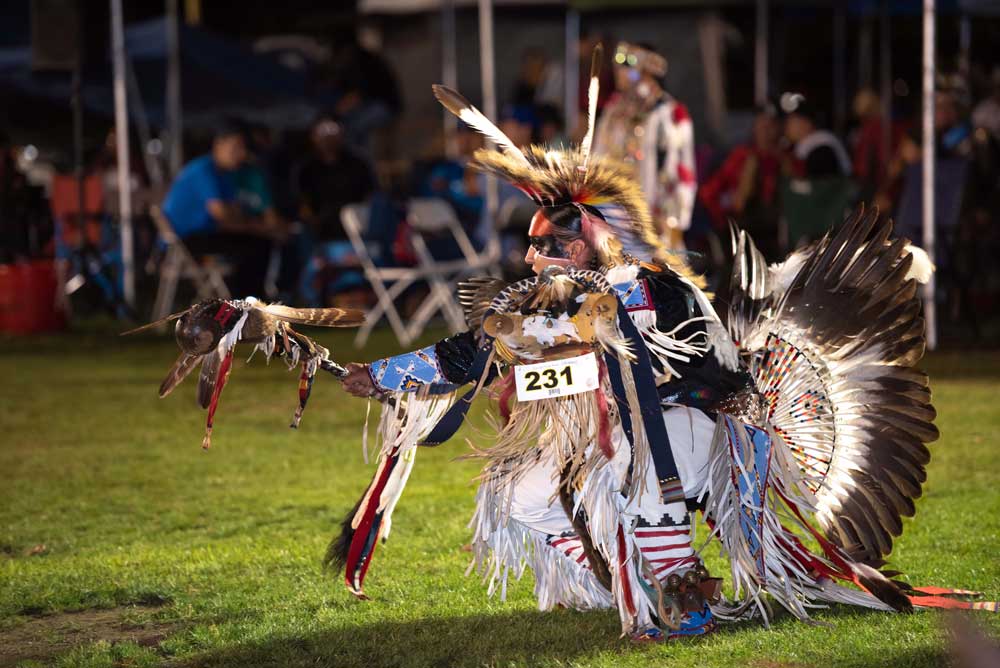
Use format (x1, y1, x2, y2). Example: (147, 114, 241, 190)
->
(369, 345, 445, 393)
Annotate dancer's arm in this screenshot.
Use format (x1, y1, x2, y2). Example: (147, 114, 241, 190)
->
(341, 331, 477, 397)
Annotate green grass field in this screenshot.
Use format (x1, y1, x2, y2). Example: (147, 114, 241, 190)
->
(1, 327, 999, 668)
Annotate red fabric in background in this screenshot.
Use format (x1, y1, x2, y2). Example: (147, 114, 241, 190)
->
(0, 261, 66, 334)
(698, 145, 783, 231)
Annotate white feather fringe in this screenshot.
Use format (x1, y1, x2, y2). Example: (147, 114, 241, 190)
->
(903, 244, 934, 284)
(468, 444, 656, 634)
(700, 415, 894, 625)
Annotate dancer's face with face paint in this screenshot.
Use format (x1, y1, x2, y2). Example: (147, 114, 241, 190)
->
(524, 207, 594, 274)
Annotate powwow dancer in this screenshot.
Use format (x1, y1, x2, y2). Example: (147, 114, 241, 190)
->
(331, 53, 996, 641)
(592, 41, 696, 249)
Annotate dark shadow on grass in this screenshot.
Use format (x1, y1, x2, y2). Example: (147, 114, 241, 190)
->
(183, 603, 950, 668)
(187, 608, 626, 668)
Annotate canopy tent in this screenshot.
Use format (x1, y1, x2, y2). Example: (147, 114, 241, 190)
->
(123, 17, 315, 128)
(0, 17, 315, 130)
(360, 0, 563, 11)
(0, 14, 316, 311)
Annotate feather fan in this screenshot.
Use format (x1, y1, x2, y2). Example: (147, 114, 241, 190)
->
(727, 208, 938, 565)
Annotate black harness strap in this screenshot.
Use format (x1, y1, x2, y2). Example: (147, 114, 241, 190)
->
(419, 336, 496, 446)
(605, 301, 684, 503)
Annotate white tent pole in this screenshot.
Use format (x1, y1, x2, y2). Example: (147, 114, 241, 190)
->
(478, 0, 498, 230)
(111, 0, 134, 308)
(127, 59, 164, 187)
(478, 0, 497, 134)
(754, 0, 768, 106)
(564, 8, 580, 136)
(922, 0, 936, 350)
(442, 0, 458, 159)
(167, 0, 183, 177)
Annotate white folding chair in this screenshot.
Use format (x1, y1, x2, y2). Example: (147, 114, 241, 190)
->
(342, 202, 426, 347)
(343, 198, 500, 348)
(150, 206, 231, 323)
(405, 198, 492, 336)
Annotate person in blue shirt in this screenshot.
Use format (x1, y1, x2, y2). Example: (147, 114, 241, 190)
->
(420, 123, 484, 231)
(162, 121, 285, 296)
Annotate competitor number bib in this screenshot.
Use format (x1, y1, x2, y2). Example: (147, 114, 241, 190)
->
(514, 352, 600, 401)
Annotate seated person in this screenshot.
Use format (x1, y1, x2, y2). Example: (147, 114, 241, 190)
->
(781, 93, 851, 178)
(295, 115, 376, 303)
(420, 123, 485, 231)
(161, 121, 284, 296)
(296, 116, 375, 242)
(699, 104, 789, 261)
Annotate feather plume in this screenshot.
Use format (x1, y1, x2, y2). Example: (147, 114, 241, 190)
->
(120, 307, 191, 336)
(727, 208, 938, 566)
(458, 277, 509, 330)
(262, 304, 365, 328)
(433, 84, 529, 165)
(433, 78, 702, 284)
(159, 352, 202, 398)
(580, 43, 603, 169)
(197, 349, 222, 410)
(903, 244, 934, 284)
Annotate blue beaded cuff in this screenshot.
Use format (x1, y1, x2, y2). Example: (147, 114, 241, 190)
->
(369, 345, 445, 393)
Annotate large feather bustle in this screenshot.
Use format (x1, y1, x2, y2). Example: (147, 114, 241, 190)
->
(729, 207, 938, 566)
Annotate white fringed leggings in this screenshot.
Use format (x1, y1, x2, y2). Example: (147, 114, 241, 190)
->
(501, 406, 715, 627)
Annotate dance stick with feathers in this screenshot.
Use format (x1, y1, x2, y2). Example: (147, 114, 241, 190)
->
(123, 298, 364, 448)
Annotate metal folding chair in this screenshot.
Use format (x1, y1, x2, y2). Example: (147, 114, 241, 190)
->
(344, 202, 416, 347)
(406, 197, 497, 333)
(343, 197, 499, 348)
(150, 206, 231, 322)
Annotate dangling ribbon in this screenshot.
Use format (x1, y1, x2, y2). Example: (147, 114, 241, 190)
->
(202, 349, 235, 450)
(290, 361, 317, 429)
(343, 449, 401, 599)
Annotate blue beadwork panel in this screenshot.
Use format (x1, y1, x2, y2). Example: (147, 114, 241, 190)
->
(370, 345, 444, 392)
(612, 278, 653, 312)
(725, 416, 773, 583)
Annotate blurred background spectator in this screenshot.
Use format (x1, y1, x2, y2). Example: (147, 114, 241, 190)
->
(296, 116, 374, 243)
(419, 123, 483, 231)
(294, 114, 376, 306)
(326, 23, 402, 160)
(593, 41, 696, 249)
(699, 103, 788, 261)
(161, 120, 283, 296)
(1, 1, 999, 345)
(781, 93, 852, 179)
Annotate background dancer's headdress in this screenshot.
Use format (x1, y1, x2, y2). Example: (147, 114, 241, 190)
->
(613, 41, 668, 78)
(432, 46, 693, 280)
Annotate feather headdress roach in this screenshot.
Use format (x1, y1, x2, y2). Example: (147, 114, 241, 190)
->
(432, 46, 697, 283)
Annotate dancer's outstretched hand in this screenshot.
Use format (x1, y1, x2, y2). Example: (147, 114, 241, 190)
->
(341, 363, 378, 398)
